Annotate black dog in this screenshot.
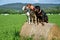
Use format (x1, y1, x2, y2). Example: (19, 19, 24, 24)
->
(34, 6, 48, 25)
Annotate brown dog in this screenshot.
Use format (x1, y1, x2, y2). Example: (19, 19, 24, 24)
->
(26, 4, 36, 24)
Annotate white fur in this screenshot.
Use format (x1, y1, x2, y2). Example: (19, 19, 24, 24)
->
(28, 16, 30, 24)
(26, 12, 30, 24)
(26, 12, 30, 16)
(22, 6, 31, 24)
(22, 6, 26, 11)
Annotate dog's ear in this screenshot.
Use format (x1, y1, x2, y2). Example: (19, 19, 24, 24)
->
(35, 6, 40, 9)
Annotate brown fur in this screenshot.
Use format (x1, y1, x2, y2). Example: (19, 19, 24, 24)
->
(30, 11, 36, 24)
(26, 4, 36, 24)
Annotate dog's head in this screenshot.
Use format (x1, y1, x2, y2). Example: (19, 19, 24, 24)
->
(35, 6, 40, 12)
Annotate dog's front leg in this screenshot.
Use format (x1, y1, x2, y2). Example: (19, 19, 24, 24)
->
(28, 16, 30, 24)
(37, 17, 39, 25)
(27, 12, 30, 24)
(41, 19, 44, 26)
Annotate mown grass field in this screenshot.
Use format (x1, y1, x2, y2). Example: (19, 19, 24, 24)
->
(0, 14, 60, 40)
(48, 14, 60, 27)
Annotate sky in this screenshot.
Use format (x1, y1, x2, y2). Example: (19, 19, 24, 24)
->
(0, 0, 60, 5)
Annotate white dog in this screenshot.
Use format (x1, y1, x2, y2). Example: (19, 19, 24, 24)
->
(22, 6, 31, 24)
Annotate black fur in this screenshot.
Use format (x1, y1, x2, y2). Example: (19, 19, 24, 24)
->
(35, 6, 48, 25)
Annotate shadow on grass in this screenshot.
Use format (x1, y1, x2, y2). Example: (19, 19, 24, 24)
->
(13, 30, 20, 40)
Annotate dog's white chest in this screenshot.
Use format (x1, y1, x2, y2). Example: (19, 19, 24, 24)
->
(26, 12, 30, 16)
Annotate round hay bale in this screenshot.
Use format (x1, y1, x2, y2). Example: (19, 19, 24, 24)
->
(20, 22, 60, 40)
(48, 25, 60, 40)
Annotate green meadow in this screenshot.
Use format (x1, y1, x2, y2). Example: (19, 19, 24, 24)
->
(48, 14, 60, 27)
(0, 14, 60, 40)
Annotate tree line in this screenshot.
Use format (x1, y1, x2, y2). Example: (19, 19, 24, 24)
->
(0, 7, 60, 14)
